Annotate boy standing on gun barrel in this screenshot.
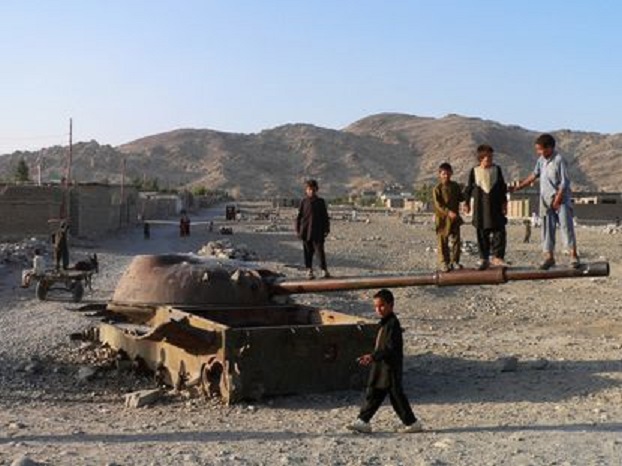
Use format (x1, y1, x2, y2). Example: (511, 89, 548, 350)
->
(347, 289, 423, 434)
(433, 162, 464, 272)
(510, 134, 580, 270)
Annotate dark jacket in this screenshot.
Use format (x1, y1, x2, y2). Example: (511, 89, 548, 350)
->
(296, 195, 330, 242)
(369, 313, 404, 389)
(463, 164, 508, 230)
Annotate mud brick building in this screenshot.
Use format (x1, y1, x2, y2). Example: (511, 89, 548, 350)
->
(0, 183, 138, 239)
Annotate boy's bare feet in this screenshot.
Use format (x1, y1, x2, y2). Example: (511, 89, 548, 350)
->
(490, 257, 509, 267)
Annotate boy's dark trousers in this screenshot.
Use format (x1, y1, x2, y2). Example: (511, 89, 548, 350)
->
(54, 246, 69, 270)
(303, 240, 327, 270)
(359, 381, 416, 425)
(477, 228, 506, 260)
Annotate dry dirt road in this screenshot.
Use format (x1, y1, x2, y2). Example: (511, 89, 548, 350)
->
(1, 204, 621, 466)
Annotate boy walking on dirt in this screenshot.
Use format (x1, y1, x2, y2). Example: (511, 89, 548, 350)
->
(347, 289, 422, 434)
(433, 163, 464, 272)
(510, 134, 580, 270)
(296, 179, 330, 279)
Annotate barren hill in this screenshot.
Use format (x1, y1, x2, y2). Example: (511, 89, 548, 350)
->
(1, 113, 621, 197)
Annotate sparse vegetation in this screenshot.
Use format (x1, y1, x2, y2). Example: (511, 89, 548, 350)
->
(413, 183, 433, 204)
(14, 158, 30, 182)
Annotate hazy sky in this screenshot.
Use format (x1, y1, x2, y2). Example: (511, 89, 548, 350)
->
(1, 0, 621, 154)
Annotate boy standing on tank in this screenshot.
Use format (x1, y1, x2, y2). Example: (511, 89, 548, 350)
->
(510, 134, 580, 270)
(433, 162, 464, 272)
(463, 144, 509, 270)
(296, 179, 330, 279)
(347, 289, 422, 434)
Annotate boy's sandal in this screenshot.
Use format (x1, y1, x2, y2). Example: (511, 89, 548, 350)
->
(538, 258, 555, 270)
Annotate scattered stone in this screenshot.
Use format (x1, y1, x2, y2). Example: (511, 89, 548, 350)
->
(461, 240, 479, 256)
(531, 358, 549, 370)
(8, 422, 26, 430)
(255, 223, 290, 233)
(76, 366, 98, 382)
(10, 456, 41, 466)
(24, 361, 42, 375)
(432, 438, 455, 449)
(198, 240, 258, 261)
(125, 388, 163, 408)
(498, 356, 519, 372)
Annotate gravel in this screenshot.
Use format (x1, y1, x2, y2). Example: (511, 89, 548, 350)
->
(0, 202, 621, 465)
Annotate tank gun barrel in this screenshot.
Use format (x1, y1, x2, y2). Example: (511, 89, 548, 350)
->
(270, 261, 609, 295)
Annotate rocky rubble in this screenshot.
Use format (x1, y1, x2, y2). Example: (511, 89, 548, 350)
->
(254, 222, 292, 233)
(197, 239, 259, 261)
(601, 223, 622, 234)
(0, 238, 49, 267)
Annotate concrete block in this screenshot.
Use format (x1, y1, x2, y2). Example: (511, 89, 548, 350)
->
(124, 388, 162, 408)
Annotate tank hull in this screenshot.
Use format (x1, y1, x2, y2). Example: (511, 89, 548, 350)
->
(100, 303, 377, 404)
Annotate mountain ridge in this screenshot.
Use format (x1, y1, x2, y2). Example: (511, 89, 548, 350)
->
(1, 113, 620, 197)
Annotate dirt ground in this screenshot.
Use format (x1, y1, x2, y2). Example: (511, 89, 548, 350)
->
(1, 203, 621, 466)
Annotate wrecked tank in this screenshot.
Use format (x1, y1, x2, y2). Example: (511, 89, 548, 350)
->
(100, 254, 609, 404)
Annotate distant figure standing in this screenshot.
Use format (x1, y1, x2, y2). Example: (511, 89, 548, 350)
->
(296, 179, 330, 279)
(53, 221, 69, 271)
(463, 144, 508, 270)
(143, 221, 151, 240)
(433, 162, 464, 272)
(523, 219, 531, 243)
(179, 211, 191, 237)
(510, 134, 580, 270)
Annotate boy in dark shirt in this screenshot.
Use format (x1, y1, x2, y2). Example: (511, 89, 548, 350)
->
(296, 179, 330, 279)
(347, 289, 423, 434)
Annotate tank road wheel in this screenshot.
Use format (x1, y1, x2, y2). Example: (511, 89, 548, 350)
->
(35, 280, 48, 301)
(71, 281, 84, 303)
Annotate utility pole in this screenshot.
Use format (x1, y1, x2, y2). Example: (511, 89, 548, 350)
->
(120, 156, 127, 225)
(67, 117, 73, 185)
(60, 118, 73, 220)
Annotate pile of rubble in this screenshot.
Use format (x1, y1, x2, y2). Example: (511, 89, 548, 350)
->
(0, 237, 49, 267)
(197, 239, 259, 261)
(601, 224, 622, 235)
(254, 222, 291, 233)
